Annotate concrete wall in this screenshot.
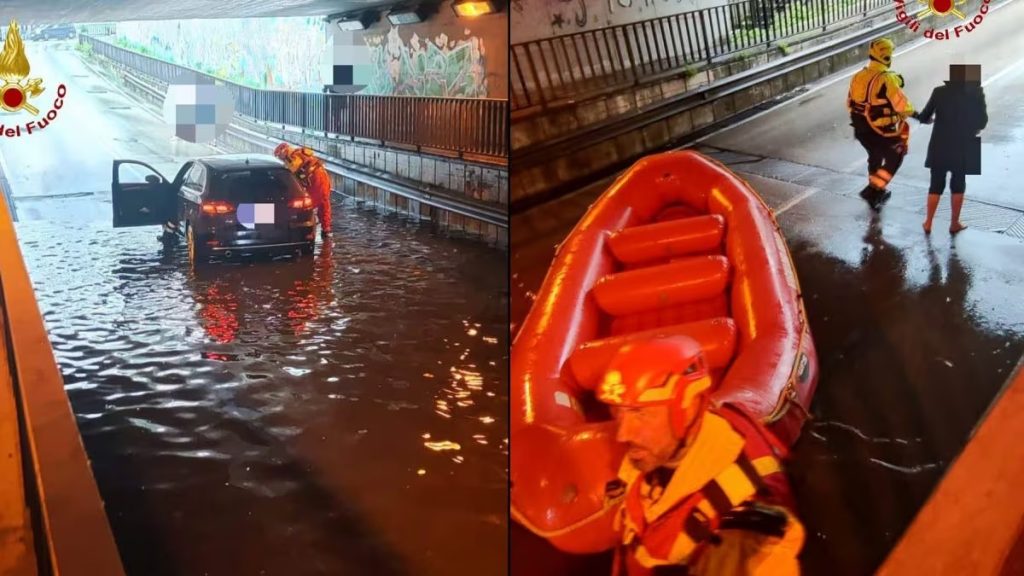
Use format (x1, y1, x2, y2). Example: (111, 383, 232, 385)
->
(509, 0, 758, 106)
(115, 18, 330, 92)
(511, 0, 726, 44)
(113, 5, 509, 100)
(511, 8, 885, 149)
(83, 50, 508, 248)
(350, 1, 508, 99)
(220, 124, 509, 248)
(511, 0, 992, 209)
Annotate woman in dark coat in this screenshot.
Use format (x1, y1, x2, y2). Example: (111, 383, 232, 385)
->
(914, 64, 988, 234)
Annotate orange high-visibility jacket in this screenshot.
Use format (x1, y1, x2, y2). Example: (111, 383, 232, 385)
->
(848, 61, 915, 138)
(610, 406, 803, 575)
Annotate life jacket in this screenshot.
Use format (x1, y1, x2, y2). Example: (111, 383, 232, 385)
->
(607, 404, 793, 574)
(848, 65, 911, 138)
(285, 147, 323, 181)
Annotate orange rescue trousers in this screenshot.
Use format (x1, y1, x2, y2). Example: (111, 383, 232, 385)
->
(304, 166, 333, 235)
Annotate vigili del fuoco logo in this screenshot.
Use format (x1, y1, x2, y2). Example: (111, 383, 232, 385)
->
(0, 19, 67, 137)
(895, 0, 995, 40)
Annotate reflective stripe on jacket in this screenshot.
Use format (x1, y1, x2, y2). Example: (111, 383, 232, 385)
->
(609, 406, 800, 575)
(848, 62, 915, 138)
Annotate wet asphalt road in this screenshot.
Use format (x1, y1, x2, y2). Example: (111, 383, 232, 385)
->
(4, 41, 509, 576)
(704, 0, 1024, 212)
(510, 5, 1024, 573)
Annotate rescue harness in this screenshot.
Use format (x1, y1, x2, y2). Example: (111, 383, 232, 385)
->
(849, 71, 906, 138)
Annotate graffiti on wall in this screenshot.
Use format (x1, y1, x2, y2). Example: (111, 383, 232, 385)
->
(511, 0, 708, 43)
(112, 11, 505, 99)
(549, 0, 588, 30)
(361, 27, 487, 98)
(115, 18, 329, 92)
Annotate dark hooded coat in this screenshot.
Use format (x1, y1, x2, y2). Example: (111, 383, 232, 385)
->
(917, 82, 988, 173)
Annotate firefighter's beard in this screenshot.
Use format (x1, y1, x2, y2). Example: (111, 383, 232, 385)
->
(626, 438, 684, 473)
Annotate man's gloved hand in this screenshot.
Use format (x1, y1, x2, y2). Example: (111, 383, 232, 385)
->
(718, 503, 788, 538)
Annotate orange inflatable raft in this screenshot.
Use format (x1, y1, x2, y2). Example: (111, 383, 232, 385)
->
(510, 151, 819, 554)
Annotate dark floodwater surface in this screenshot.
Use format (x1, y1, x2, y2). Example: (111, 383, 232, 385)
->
(18, 204, 509, 576)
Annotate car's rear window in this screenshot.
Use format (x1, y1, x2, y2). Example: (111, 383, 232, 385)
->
(208, 168, 303, 203)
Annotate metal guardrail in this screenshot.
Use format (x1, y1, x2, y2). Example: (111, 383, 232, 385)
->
(511, 18, 905, 212)
(511, 0, 891, 111)
(81, 35, 509, 161)
(231, 122, 509, 228)
(111, 68, 508, 229)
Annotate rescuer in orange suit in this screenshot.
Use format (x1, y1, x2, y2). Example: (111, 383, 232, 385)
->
(595, 336, 804, 576)
(274, 142, 332, 239)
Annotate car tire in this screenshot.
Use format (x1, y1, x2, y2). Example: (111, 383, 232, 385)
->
(187, 224, 208, 267)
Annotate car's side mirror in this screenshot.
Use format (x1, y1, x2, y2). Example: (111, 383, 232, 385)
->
(145, 175, 161, 184)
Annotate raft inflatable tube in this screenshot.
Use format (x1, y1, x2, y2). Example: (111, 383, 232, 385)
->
(510, 151, 819, 554)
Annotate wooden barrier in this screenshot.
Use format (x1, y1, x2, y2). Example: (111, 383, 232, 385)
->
(0, 181, 125, 575)
(878, 356, 1024, 575)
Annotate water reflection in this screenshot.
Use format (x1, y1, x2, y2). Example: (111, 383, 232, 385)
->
(787, 216, 1024, 575)
(189, 242, 336, 351)
(509, 213, 1024, 576)
(17, 204, 508, 576)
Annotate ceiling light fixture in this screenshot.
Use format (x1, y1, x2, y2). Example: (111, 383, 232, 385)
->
(452, 0, 501, 18)
(387, 3, 435, 25)
(333, 10, 378, 31)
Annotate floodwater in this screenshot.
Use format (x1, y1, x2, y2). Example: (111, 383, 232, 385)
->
(16, 204, 509, 576)
(509, 181, 1024, 575)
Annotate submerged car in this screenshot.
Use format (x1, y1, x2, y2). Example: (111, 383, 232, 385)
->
(112, 154, 317, 266)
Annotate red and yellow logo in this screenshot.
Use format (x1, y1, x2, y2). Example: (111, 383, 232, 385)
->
(0, 19, 67, 137)
(0, 20, 44, 115)
(895, 0, 995, 40)
(918, 0, 969, 19)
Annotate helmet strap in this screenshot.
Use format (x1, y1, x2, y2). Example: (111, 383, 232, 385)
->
(669, 397, 707, 454)
(869, 52, 892, 67)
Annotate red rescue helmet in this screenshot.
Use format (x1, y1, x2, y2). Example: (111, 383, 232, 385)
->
(596, 336, 713, 439)
(273, 142, 292, 160)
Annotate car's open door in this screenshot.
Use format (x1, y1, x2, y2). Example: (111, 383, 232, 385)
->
(111, 160, 175, 228)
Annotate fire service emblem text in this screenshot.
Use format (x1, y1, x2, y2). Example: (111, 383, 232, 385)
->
(895, 0, 995, 40)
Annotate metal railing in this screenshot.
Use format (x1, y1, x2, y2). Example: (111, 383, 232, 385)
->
(81, 35, 508, 161)
(109, 64, 508, 230)
(510, 17, 905, 212)
(511, 0, 891, 111)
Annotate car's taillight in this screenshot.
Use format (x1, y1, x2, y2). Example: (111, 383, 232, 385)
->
(290, 197, 313, 209)
(201, 201, 235, 215)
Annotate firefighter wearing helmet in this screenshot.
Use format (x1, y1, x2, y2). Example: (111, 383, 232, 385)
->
(273, 142, 333, 239)
(596, 336, 804, 576)
(847, 38, 918, 211)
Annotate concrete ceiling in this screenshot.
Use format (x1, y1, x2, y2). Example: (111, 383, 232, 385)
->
(0, 0, 403, 25)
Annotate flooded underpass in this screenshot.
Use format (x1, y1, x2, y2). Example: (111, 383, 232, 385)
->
(509, 162, 1024, 575)
(16, 205, 509, 576)
(510, 1, 1024, 568)
(1, 36, 508, 576)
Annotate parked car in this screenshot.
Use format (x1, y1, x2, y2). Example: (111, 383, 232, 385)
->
(112, 154, 317, 266)
(30, 23, 77, 41)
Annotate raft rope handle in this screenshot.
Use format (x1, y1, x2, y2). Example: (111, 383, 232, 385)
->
(764, 322, 813, 425)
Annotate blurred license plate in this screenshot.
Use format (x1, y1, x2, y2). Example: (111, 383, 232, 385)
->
(238, 203, 275, 229)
